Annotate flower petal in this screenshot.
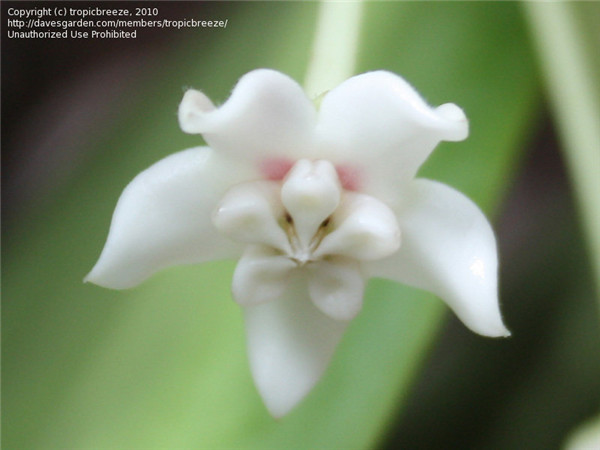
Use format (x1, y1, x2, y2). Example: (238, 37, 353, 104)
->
(232, 246, 296, 306)
(243, 271, 347, 418)
(281, 159, 341, 248)
(307, 257, 365, 321)
(313, 192, 401, 261)
(315, 71, 468, 204)
(212, 180, 292, 253)
(369, 179, 509, 337)
(178, 69, 316, 168)
(85, 147, 254, 289)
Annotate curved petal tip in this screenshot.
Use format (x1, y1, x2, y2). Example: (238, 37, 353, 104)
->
(85, 147, 249, 291)
(434, 103, 469, 142)
(178, 89, 216, 134)
(369, 179, 508, 339)
(463, 307, 511, 338)
(83, 259, 139, 290)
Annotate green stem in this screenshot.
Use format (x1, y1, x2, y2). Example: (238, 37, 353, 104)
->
(304, 0, 364, 97)
(524, 2, 600, 302)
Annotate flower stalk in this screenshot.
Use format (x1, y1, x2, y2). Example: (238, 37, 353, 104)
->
(304, 0, 364, 97)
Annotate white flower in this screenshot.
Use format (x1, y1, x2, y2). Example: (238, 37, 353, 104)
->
(86, 69, 509, 418)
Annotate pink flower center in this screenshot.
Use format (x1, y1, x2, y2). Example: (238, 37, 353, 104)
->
(260, 158, 295, 182)
(260, 158, 362, 191)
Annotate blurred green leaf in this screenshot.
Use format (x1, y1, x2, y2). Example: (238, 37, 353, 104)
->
(3, 2, 540, 449)
(523, 2, 600, 298)
(382, 152, 600, 449)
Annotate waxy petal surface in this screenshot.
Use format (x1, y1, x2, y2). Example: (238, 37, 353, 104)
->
(307, 257, 365, 321)
(179, 69, 316, 168)
(86, 147, 253, 289)
(243, 272, 347, 418)
(281, 159, 341, 248)
(369, 179, 509, 337)
(314, 192, 401, 261)
(232, 246, 297, 306)
(212, 180, 291, 254)
(315, 71, 468, 205)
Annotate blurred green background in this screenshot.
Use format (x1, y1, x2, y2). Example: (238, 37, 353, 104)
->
(3, 2, 599, 449)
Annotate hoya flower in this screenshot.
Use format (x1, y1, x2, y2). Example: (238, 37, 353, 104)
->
(86, 69, 509, 418)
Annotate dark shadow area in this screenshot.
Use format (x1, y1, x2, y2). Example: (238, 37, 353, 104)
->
(382, 116, 600, 450)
